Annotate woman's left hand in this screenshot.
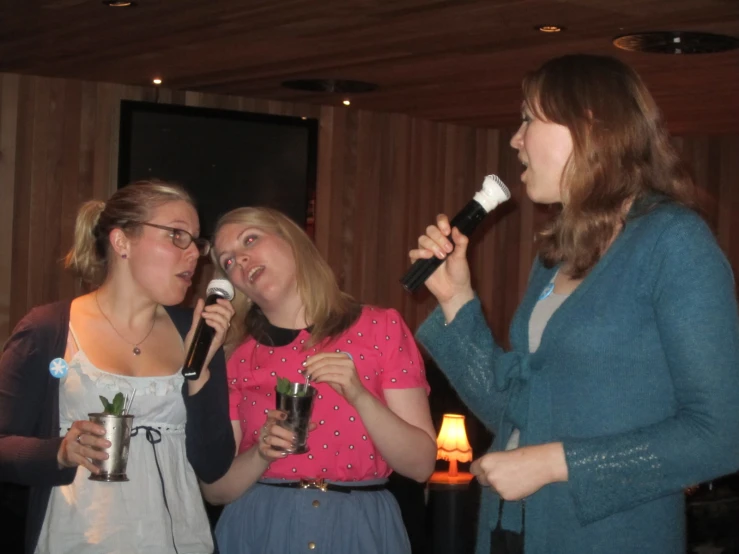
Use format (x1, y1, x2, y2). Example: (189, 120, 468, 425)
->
(303, 352, 367, 406)
(470, 443, 569, 501)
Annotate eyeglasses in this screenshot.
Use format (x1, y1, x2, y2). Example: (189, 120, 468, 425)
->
(135, 222, 211, 256)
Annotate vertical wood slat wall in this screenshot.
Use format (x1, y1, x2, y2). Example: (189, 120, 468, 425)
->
(1, 72, 738, 347)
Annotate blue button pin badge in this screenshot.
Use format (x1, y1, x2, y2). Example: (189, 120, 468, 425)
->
(49, 358, 68, 379)
(539, 282, 555, 301)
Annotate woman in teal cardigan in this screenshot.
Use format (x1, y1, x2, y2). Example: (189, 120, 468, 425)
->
(410, 54, 739, 554)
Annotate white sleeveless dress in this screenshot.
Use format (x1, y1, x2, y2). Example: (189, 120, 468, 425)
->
(35, 327, 214, 554)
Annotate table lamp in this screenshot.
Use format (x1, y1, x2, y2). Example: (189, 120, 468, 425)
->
(431, 413, 473, 484)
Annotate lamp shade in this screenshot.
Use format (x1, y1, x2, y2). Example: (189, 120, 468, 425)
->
(436, 414, 473, 466)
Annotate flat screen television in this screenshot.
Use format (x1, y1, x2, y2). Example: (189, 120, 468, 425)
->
(117, 100, 318, 239)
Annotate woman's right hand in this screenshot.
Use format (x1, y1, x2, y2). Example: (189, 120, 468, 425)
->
(257, 410, 296, 463)
(408, 214, 475, 311)
(57, 420, 110, 474)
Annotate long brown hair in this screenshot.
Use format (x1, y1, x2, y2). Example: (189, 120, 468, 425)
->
(64, 180, 194, 287)
(524, 54, 694, 277)
(212, 207, 361, 354)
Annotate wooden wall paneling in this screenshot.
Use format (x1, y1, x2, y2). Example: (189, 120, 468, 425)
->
(382, 113, 411, 316)
(314, 105, 340, 278)
(40, 77, 68, 306)
(367, 111, 388, 306)
(473, 128, 501, 333)
(717, 137, 739, 283)
(9, 76, 39, 329)
(681, 136, 717, 229)
(339, 108, 359, 297)
(351, 109, 382, 304)
(0, 74, 19, 339)
(394, 114, 416, 320)
(677, 135, 739, 282)
(406, 118, 436, 330)
(1, 71, 738, 348)
(496, 132, 517, 340)
(56, 79, 83, 303)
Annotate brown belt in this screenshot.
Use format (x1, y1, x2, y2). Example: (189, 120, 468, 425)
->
(259, 478, 387, 494)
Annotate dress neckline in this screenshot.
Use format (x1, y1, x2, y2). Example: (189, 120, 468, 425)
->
(258, 320, 312, 347)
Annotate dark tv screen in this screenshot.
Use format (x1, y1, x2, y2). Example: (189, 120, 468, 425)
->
(117, 101, 317, 238)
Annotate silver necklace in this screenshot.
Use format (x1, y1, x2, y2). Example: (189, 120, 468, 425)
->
(95, 292, 157, 356)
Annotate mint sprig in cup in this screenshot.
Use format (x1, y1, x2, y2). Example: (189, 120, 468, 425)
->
(88, 391, 135, 481)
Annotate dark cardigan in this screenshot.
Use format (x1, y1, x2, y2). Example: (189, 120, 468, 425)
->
(0, 300, 235, 554)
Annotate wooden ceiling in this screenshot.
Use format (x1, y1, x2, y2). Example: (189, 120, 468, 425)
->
(1, 0, 738, 133)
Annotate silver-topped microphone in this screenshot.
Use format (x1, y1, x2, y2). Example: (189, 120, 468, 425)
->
(182, 278, 235, 380)
(401, 175, 511, 293)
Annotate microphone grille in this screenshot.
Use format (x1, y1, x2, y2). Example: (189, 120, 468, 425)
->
(485, 174, 511, 200)
(206, 278, 235, 301)
(475, 174, 512, 211)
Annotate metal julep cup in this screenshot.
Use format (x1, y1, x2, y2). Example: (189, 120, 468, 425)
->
(275, 383, 317, 454)
(87, 413, 134, 482)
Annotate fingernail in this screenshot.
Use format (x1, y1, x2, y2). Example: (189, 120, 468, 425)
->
(301, 361, 307, 367)
(281, 452, 288, 457)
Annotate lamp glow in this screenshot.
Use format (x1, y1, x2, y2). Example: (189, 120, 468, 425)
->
(436, 414, 472, 477)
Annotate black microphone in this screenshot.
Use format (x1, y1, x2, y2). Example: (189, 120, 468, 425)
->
(401, 174, 511, 293)
(182, 278, 235, 380)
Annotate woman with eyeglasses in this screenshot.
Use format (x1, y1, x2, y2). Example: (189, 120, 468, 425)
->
(0, 180, 235, 554)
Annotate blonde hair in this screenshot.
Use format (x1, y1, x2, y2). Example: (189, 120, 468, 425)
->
(211, 207, 361, 353)
(65, 180, 194, 286)
(523, 54, 694, 277)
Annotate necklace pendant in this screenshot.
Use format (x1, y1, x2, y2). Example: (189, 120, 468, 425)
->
(133, 347, 141, 356)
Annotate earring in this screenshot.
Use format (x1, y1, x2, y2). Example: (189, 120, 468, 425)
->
(121, 254, 127, 259)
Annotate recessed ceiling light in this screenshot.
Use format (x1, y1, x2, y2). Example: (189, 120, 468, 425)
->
(613, 31, 739, 54)
(342, 99, 351, 106)
(152, 78, 162, 85)
(536, 25, 564, 33)
(103, 0, 136, 6)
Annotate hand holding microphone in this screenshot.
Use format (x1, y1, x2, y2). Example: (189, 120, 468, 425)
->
(403, 175, 511, 300)
(408, 214, 476, 306)
(183, 278, 236, 381)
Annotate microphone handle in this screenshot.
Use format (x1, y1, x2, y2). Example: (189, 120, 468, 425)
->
(401, 199, 487, 293)
(182, 295, 221, 380)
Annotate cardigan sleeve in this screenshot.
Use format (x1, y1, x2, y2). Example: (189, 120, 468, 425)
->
(563, 211, 739, 524)
(182, 347, 235, 483)
(416, 297, 509, 432)
(0, 312, 77, 487)
(174, 308, 236, 484)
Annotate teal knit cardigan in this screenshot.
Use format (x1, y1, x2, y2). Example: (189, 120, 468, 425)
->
(417, 202, 739, 554)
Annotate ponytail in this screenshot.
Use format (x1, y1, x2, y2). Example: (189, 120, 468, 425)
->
(64, 200, 107, 286)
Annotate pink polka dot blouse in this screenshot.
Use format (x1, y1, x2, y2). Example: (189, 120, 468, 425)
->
(227, 306, 430, 481)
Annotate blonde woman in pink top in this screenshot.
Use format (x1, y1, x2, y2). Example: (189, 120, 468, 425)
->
(201, 207, 437, 554)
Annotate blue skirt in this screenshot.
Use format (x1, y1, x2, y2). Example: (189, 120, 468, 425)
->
(215, 481, 411, 554)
